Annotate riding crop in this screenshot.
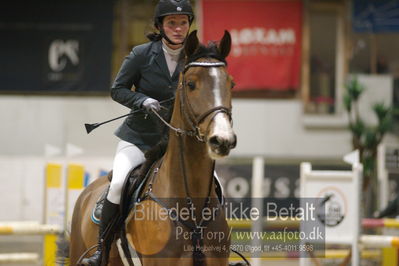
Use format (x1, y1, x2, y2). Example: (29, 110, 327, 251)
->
(84, 97, 174, 134)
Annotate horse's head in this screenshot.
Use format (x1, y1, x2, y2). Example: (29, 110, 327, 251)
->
(180, 30, 236, 159)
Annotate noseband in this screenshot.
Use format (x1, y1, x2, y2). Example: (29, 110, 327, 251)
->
(180, 61, 232, 142)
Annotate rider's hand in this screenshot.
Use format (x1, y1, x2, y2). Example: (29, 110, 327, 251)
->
(142, 98, 161, 113)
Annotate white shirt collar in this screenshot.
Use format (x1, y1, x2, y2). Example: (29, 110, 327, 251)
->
(162, 40, 183, 56)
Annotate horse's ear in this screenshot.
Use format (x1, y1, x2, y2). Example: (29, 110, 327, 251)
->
(185, 30, 199, 58)
(218, 30, 231, 59)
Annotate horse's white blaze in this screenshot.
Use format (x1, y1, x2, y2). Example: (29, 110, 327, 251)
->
(209, 67, 233, 139)
(207, 67, 235, 159)
(209, 67, 222, 106)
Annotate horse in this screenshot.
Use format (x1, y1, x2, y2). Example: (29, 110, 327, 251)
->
(70, 30, 238, 266)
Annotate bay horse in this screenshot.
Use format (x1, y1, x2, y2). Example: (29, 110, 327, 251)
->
(70, 30, 237, 266)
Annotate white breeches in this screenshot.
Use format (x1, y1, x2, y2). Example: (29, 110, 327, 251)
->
(107, 140, 145, 204)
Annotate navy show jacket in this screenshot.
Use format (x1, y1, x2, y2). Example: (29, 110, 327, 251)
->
(111, 40, 183, 151)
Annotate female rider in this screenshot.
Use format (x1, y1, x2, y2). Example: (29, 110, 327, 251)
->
(82, 0, 194, 264)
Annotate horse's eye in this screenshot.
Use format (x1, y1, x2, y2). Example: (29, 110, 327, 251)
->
(187, 81, 196, 90)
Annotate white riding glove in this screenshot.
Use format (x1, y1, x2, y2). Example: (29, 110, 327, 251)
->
(142, 98, 161, 113)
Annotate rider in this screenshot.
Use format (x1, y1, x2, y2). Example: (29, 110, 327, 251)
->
(81, 0, 194, 265)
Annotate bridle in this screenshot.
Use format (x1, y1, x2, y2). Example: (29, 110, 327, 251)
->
(180, 61, 232, 142)
(152, 60, 232, 142)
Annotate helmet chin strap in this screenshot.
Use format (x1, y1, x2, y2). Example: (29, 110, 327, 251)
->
(159, 27, 188, 46)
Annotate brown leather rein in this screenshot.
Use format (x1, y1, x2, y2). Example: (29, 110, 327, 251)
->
(146, 59, 232, 223)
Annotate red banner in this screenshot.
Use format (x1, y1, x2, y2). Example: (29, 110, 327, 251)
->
(201, 0, 302, 91)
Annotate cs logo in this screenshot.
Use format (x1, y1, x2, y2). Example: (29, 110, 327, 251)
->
(48, 39, 79, 72)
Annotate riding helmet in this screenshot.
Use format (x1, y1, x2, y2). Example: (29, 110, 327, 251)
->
(154, 0, 194, 27)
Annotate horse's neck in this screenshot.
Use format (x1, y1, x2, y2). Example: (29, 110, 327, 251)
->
(156, 99, 214, 198)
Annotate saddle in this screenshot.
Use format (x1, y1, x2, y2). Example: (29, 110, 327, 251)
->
(91, 164, 147, 225)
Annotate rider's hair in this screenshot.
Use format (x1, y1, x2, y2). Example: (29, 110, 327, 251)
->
(146, 32, 162, 42)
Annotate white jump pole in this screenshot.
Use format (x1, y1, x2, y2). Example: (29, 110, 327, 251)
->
(251, 156, 264, 266)
(0, 222, 62, 235)
(361, 235, 399, 248)
(0, 253, 39, 264)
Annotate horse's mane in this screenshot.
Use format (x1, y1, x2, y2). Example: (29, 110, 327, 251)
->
(186, 41, 227, 65)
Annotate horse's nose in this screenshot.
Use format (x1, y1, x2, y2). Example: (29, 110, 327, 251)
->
(209, 134, 237, 150)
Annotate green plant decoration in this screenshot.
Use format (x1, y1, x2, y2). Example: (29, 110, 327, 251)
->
(344, 77, 393, 215)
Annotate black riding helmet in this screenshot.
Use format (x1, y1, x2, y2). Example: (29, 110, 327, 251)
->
(154, 0, 194, 27)
(154, 0, 194, 45)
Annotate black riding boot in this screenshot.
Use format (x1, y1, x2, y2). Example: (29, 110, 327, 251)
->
(81, 199, 119, 266)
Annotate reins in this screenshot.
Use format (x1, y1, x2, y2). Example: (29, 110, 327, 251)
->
(146, 60, 229, 225)
(146, 59, 232, 223)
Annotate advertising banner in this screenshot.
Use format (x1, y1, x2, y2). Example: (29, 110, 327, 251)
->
(353, 0, 399, 33)
(0, 0, 113, 93)
(201, 0, 302, 91)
